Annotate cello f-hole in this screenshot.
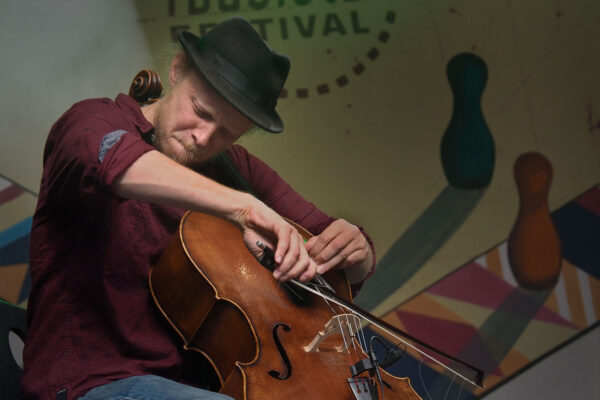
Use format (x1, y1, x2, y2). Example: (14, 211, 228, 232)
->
(269, 323, 292, 380)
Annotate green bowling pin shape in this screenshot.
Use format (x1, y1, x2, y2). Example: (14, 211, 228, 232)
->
(508, 152, 562, 291)
(441, 53, 495, 189)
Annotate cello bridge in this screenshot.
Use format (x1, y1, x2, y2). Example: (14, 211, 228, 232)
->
(303, 313, 358, 353)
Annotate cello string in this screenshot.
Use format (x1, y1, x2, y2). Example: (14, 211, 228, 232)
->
(307, 277, 366, 356)
(293, 280, 356, 370)
(346, 312, 370, 361)
(443, 373, 457, 400)
(307, 280, 352, 355)
(312, 276, 368, 359)
(418, 351, 465, 400)
(313, 273, 334, 292)
(280, 281, 305, 301)
(456, 379, 464, 400)
(334, 305, 366, 364)
(347, 312, 374, 391)
(348, 308, 380, 392)
(305, 277, 336, 316)
(418, 357, 434, 400)
(307, 275, 363, 362)
(351, 312, 370, 356)
(289, 278, 481, 388)
(343, 312, 371, 390)
(335, 315, 352, 355)
(345, 315, 358, 352)
(338, 312, 363, 369)
(308, 280, 366, 375)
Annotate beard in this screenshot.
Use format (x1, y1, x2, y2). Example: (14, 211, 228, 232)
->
(152, 124, 206, 168)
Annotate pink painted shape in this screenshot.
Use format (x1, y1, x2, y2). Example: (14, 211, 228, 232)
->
(533, 307, 579, 329)
(427, 262, 577, 328)
(396, 309, 478, 355)
(0, 185, 24, 205)
(427, 262, 515, 309)
(396, 309, 503, 377)
(576, 187, 600, 217)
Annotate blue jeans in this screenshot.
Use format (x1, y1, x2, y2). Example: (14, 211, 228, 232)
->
(78, 375, 234, 400)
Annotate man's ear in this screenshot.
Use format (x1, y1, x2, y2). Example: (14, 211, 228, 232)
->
(169, 51, 187, 87)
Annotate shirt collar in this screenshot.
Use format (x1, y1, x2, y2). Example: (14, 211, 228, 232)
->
(115, 93, 154, 134)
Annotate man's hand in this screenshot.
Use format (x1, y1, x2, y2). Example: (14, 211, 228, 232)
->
(234, 198, 317, 283)
(304, 219, 373, 283)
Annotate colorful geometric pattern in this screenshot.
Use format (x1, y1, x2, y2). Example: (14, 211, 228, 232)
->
(0, 175, 36, 307)
(370, 185, 600, 398)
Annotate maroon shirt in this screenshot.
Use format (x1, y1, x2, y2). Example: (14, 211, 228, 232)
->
(23, 94, 374, 400)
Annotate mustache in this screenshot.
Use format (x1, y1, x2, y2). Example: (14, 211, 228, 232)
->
(175, 137, 198, 153)
(151, 127, 216, 168)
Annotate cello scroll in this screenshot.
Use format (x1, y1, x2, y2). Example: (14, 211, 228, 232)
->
(128, 69, 163, 104)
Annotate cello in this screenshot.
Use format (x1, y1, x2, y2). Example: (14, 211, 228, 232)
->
(149, 212, 483, 399)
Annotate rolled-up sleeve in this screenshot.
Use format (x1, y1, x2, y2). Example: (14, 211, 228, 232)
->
(41, 99, 155, 205)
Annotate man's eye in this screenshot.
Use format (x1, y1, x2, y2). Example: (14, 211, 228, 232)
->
(193, 104, 212, 120)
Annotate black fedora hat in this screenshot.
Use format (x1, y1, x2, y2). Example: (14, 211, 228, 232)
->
(178, 17, 290, 133)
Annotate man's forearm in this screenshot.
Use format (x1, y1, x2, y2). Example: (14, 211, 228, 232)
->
(113, 150, 253, 225)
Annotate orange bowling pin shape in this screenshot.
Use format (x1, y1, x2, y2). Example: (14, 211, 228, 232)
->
(508, 152, 562, 291)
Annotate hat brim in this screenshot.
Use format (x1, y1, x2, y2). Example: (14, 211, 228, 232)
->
(179, 31, 284, 133)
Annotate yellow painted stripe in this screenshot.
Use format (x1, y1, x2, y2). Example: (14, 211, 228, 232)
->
(381, 309, 406, 332)
(544, 289, 560, 315)
(481, 374, 503, 395)
(498, 347, 530, 377)
(485, 247, 503, 279)
(0, 263, 28, 303)
(589, 275, 600, 321)
(395, 293, 475, 326)
(0, 193, 37, 231)
(561, 260, 587, 328)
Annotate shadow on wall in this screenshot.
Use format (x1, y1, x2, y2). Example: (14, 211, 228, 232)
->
(356, 185, 486, 311)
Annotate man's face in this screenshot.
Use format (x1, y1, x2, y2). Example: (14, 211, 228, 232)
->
(151, 68, 253, 167)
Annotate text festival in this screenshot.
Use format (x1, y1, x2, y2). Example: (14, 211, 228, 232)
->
(168, 0, 371, 41)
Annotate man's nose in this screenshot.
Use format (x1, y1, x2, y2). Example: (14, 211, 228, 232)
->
(192, 122, 219, 147)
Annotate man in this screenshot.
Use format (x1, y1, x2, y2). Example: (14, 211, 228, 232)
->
(22, 16, 374, 400)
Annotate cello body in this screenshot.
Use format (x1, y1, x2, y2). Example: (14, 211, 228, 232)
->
(150, 211, 421, 400)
